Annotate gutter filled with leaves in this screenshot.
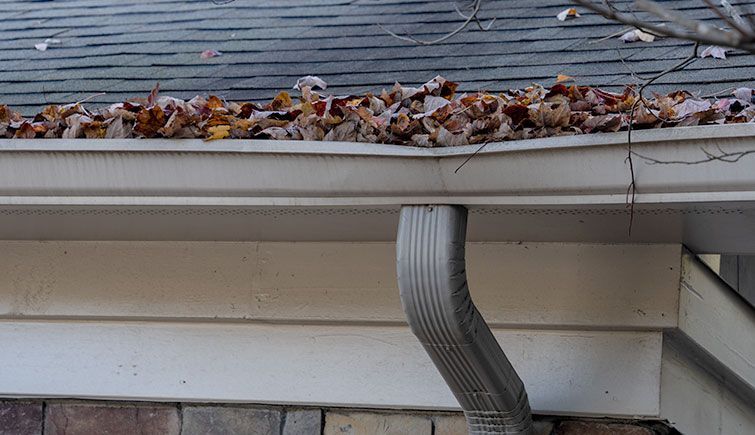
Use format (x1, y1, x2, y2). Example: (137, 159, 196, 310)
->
(1, 76, 753, 146)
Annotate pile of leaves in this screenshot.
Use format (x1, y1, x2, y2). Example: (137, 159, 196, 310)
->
(1, 76, 753, 146)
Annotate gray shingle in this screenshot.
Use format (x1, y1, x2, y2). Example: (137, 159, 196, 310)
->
(1, 0, 753, 116)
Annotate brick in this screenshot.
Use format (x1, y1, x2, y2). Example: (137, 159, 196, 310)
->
(555, 421, 654, 435)
(44, 402, 179, 435)
(0, 401, 42, 435)
(181, 405, 281, 435)
(324, 411, 431, 435)
(283, 409, 321, 435)
(433, 414, 555, 435)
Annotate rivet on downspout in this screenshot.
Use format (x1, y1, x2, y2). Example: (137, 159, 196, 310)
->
(396, 205, 533, 435)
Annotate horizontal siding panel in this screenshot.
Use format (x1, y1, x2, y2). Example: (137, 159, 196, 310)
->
(0, 320, 662, 416)
(0, 241, 680, 329)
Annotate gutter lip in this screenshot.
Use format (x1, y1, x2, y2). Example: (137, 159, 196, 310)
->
(0, 123, 753, 157)
(4, 191, 755, 207)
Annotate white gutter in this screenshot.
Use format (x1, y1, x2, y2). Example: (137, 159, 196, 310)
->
(1, 124, 755, 251)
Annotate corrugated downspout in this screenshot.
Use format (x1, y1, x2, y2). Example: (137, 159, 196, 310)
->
(396, 205, 533, 435)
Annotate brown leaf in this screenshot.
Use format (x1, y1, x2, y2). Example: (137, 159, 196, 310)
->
(134, 106, 167, 137)
(434, 126, 468, 146)
(147, 82, 160, 106)
(206, 125, 231, 141)
(269, 91, 293, 110)
(502, 104, 530, 126)
(13, 122, 36, 138)
(580, 114, 623, 133)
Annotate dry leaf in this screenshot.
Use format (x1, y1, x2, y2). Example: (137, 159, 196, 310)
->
(2, 75, 753, 146)
(200, 50, 222, 59)
(293, 76, 328, 91)
(206, 125, 231, 141)
(700, 46, 728, 59)
(734, 87, 754, 103)
(556, 8, 580, 21)
(620, 29, 655, 43)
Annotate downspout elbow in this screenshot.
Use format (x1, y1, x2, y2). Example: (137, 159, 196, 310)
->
(396, 205, 533, 435)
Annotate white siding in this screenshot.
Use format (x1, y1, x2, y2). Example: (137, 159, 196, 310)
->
(0, 241, 681, 329)
(0, 320, 662, 416)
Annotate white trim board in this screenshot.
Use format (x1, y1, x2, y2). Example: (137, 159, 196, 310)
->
(661, 338, 755, 435)
(679, 252, 755, 390)
(0, 320, 663, 417)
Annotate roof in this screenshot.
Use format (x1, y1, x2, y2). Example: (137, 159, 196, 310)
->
(1, 0, 754, 116)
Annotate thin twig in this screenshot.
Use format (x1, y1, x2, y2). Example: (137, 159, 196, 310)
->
(75, 92, 107, 105)
(455, 3, 496, 31)
(455, 141, 490, 173)
(378, 0, 492, 45)
(622, 42, 699, 236)
(625, 149, 636, 235)
(628, 42, 700, 144)
(702, 0, 752, 36)
(700, 86, 736, 98)
(591, 27, 633, 43)
(633, 148, 755, 164)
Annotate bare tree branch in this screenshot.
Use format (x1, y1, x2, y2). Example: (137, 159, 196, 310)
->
(572, 0, 755, 53)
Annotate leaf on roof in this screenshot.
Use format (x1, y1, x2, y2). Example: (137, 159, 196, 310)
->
(34, 38, 61, 52)
(200, 49, 223, 59)
(734, 87, 754, 103)
(556, 8, 580, 21)
(294, 76, 328, 91)
(620, 29, 656, 43)
(700, 46, 728, 59)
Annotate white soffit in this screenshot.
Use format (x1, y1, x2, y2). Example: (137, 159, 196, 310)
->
(1, 124, 755, 251)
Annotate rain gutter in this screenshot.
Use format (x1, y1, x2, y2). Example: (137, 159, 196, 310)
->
(2, 124, 755, 250)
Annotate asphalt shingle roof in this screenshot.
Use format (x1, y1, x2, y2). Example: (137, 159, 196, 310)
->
(1, 0, 754, 115)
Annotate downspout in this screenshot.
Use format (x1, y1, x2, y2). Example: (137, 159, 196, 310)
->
(396, 205, 533, 435)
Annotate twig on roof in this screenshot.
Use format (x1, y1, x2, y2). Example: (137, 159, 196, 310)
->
(378, 0, 494, 45)
(76, 92, 107, 105)
(700, 86, 737, 98)
(590, 27, 633, 43)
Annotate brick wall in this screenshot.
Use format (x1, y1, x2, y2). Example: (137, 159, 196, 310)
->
(0, 400, 677, 435)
